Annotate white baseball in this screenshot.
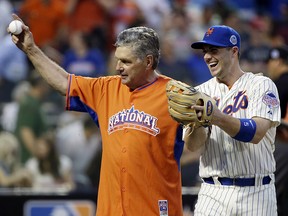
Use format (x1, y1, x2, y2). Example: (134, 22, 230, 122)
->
(8, 20, 23, 35)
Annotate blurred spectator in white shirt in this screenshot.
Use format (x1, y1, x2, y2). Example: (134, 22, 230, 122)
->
(133, 0, 171, 32)
(25, 131, 75, 192)
(1, 81, 30, 132)
(56, 112, 102, 189)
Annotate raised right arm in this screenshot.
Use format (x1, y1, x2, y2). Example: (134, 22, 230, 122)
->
(8, 14, 68, 95)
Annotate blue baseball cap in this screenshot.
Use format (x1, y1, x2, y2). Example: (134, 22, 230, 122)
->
(191, 25, 241, 50)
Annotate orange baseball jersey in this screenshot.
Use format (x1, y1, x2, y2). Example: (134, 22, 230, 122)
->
(66, 74, 184, 216)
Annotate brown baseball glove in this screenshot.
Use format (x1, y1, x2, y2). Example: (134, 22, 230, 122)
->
(166, 79, 216, 128)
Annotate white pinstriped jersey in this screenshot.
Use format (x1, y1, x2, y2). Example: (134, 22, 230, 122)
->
(197, 72, 281, 178)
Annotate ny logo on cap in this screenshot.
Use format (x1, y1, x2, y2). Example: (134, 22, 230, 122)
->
(230, 35, 238, 45)
(206, 27, 214, 36)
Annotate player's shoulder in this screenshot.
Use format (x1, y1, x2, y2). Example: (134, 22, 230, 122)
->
(157, 74, 173, 81)
(99, 75, 121, 83)
(73, 74, 121, 83)
(244, 72, 270, 80)
(156, 74, 176, 87)
(243, 72, 273, 84)
(93, 75, 121, 81)
(71, 75, 123, 93)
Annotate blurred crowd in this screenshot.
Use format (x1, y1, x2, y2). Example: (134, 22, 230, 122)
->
(0, 0, 288, 214)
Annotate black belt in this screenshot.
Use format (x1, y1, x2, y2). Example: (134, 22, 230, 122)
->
(202, 176, 271, 187)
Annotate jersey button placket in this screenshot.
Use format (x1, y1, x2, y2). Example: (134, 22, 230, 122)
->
(121, 146, 128, 208)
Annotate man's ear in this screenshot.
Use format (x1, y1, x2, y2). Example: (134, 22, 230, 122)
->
(232, 46, 239, 56)
(146, 55, 153, 69)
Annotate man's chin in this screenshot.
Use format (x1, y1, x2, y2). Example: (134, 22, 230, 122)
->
(210, 69, 221, 78)
(121, 78, 129, 85)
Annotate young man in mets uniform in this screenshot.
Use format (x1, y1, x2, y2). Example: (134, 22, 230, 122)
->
(9, 15, 184, 216)
(184, 25, 281, 215)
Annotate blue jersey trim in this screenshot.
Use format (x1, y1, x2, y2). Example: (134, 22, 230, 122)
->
(174, 125, 184, 171)
(68, 96, 99, 127)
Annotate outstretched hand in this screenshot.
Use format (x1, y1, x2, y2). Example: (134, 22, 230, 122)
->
(7, 14, 35, 54)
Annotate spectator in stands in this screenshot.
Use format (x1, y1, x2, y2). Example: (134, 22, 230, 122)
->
(0, 34, 29, 102)
(267, 46, 288, 124)
(14, 72, 50, 164)
(55, 113, 102, 189)
(0, 0, 13, 41)
(62, 31, 106, 77)
(162, 7, 195, 62)
(19, 0, 68, 49)
(55, 112, 87, 164)
(133, 0, 171, 32)
(66, 0, 105, 34)
(271, 2, 288, 45)
(0, 0, 28, 102)
(1, 81, 30, 132)
(73, 117, 102, 189)
(65, 0, 107, 53)
(25, 131, 75, 192)
(157, 35, 192, 84)
(0, 131, 32, 188)
(241, 14, 273, 75)
(99, 0, 142, 49)
(19, 0, 69, 64)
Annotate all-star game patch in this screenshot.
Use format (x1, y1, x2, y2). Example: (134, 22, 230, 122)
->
(262, 91, 279, 108)
(158, 200, 168, 216)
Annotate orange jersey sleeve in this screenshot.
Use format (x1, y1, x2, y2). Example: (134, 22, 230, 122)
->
(66, 74, 184, 216)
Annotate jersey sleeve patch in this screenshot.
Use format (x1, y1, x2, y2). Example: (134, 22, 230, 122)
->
(262, 91, 279, 108)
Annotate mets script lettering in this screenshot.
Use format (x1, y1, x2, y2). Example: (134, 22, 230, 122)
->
(220, 91, 248, 115)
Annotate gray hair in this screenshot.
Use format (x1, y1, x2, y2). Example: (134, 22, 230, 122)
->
(115, 26, 160, 69)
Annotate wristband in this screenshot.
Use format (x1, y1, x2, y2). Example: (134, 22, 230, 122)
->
(232, 118, 257, 142)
